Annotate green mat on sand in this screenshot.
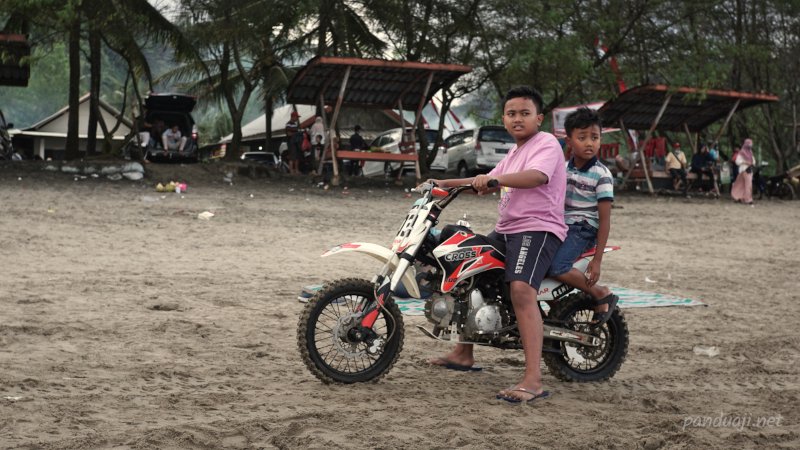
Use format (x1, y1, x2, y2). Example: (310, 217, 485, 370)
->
(299, 285, 705, 316)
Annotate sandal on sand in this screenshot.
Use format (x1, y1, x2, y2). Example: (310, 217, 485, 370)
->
(591, 294, 619, 328)
(428, 358, 482, 372)
(496, 388, 551, 404)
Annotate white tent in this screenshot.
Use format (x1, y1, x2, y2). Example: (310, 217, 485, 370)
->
(12, 93, 132, 159)
(221, 103, 476, 149)
(220, 104, 318, 144)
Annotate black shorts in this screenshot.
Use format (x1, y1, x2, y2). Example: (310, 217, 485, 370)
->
(488, 230, 561, 290)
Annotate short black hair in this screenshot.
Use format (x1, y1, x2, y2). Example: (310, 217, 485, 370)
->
(564, 107, 601, 137)
(504, 86, 544, 114)
(354, 125, 361, 131)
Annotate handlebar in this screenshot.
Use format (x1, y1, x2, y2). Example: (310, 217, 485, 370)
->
(434, 178, 499, 209)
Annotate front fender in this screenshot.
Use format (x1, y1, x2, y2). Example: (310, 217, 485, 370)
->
(322, 242, 421, 299)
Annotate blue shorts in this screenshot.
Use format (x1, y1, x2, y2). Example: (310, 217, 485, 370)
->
(488, 230, 560, 290)
(547, 222, 597, 277)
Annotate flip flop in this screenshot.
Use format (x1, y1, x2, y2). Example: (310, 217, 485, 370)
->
(591, 293, 619, 328)
(496, 388, 551, 404)
(428, 358, 482, 372)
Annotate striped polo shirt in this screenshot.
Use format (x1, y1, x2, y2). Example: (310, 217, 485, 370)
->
(564, 156, 614, 228)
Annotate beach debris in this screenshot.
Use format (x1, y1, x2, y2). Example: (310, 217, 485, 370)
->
(100, 165, 122, 175)
(91, 173, 99, 178)
(156, 183, 165, 192)
(123, 171, 144, 181)
(197, 211, 215, 220)
(249, 194, 254, 198)
(148, 302, 180, 311)
(223, 171, 234, 184)
(645, 276, 657, 283)
(693, 345, 720, 357)
(121, 162, 144, 174)
(17, 177, 22, 181)
(44, 165, 59, 172)
(61, 165, 80, 174)
(3, 396, 23, 402)
(107, 173, 123, 181)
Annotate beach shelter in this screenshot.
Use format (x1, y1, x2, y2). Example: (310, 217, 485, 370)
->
(598, 85, 779, 194)
(286, 56, 471, 184)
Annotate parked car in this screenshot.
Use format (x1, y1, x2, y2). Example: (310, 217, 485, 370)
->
(361, 127, 439, 177)
(134, 93, 199, 162)
(430, 126, 514, 175)
(0, 109, 14, 160)
(429, 129, 480, 177)
(241, 150, 288, 173)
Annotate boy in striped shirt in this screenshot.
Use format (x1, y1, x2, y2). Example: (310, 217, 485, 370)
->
(548, 107, 618, 326)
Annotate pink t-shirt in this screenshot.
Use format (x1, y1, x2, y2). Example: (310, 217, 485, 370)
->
(488, 131, 567, 241)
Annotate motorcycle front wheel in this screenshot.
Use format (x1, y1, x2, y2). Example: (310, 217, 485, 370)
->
(297, 278, 404, 384)
(543, 293, 629, 382)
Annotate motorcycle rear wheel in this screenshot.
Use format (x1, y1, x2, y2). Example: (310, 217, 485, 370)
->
(543, 293, 628, 382)
(297, 278, 404, 384)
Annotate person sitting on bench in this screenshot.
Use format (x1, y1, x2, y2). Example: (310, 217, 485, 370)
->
(665, 142, 689, 197)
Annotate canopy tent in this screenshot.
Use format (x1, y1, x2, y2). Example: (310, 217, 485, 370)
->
(597, 84, 779, 194)
(286, 56, 471, 184)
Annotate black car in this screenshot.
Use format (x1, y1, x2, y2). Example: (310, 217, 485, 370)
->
(134, 93, 199, 162)
(0, 109, 14, 160)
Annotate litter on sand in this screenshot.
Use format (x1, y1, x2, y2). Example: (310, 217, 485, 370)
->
(197, 211, 215, 220)
(693, 345, 720, 357)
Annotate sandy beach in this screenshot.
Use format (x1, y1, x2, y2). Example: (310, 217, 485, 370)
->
(1, 162, 798, 449)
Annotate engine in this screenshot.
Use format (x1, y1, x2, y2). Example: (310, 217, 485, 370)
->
(424, 286, 509, 341)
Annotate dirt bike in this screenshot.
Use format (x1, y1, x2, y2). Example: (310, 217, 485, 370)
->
(298, 181, 629, 384)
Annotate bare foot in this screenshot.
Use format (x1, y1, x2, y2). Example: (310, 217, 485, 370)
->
(428, 355, 475, 368)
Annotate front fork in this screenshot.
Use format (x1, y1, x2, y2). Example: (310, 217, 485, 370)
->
(359, 255, 412, 329)
(359, 219, 432, 329)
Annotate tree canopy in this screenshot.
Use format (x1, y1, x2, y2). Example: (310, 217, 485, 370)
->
(1, 0, 798, 169)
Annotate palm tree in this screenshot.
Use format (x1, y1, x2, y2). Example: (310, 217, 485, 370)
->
(163, 0, 304, 160)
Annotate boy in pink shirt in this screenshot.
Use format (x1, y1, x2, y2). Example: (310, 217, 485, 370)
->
(428, 86, 566, 403)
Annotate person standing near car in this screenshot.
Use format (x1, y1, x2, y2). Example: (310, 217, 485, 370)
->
(162, 124, 186, 154)
(347, 125, 367, 176)
(286, 112, 302, 175)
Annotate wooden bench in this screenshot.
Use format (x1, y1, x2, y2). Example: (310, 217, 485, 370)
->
(334, 150, 417, 162)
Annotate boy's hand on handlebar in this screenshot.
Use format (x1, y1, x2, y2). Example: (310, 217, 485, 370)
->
(472, 175, 497, 193)
(414, 179, 439, 192)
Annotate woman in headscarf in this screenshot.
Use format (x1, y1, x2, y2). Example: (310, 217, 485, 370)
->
(731, 138, 755, 204)
(310, 116, 325, 145)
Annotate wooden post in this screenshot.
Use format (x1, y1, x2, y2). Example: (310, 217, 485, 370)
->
(328, 65, 351, 186)
(411, 72, 434, 181)
(712, 99, 740, 146)
(683, 123, 696, 152)
(317, 92, 329, 174)
(619, 119, 637, 186)
(638, 93, 672, 195)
